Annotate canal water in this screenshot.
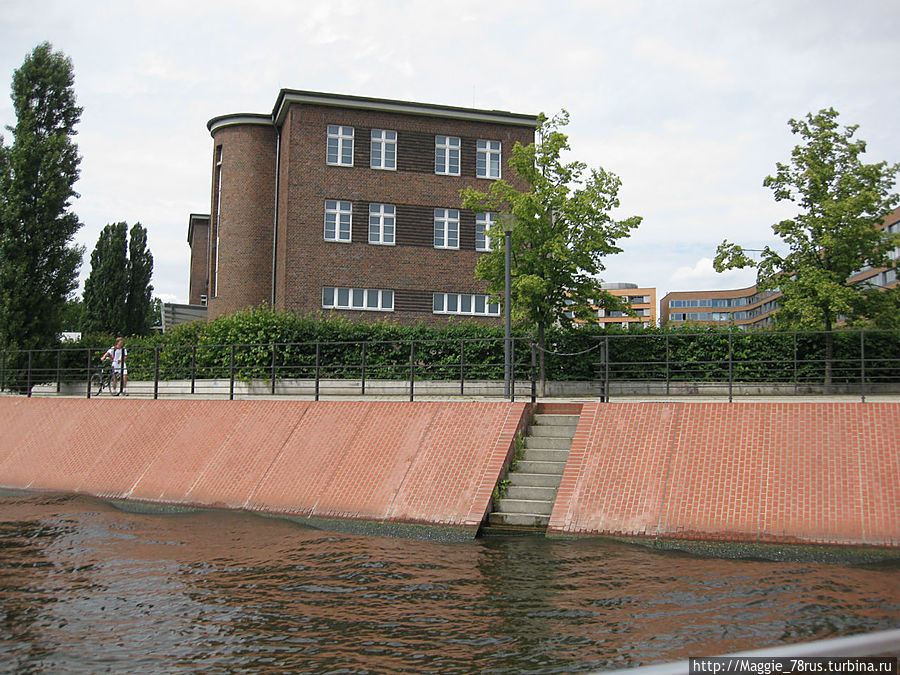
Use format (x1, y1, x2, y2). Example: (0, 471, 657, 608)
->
(1, 494, 898, 674)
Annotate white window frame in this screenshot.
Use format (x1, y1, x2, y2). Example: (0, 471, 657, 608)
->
(475, 212, 495, 251)
(435, 135, 461, 176)
(370, 129, 397, 170)
(327, 125, 354, 166)
(432, 292, 500, 316)
(476, 139, 501, 179)
(434, 208, 459, 249)
(324, 200, 353, 242)
(322, 286, 394, 312)
(368, 203, 396, 245)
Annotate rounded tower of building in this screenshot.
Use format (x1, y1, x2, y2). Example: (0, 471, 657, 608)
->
(206, 114, 277, 319)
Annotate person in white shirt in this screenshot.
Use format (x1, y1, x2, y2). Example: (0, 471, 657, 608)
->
(101, 337, 128, 395)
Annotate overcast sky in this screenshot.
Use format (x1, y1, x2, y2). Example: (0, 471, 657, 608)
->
(1, 0, 898, 305)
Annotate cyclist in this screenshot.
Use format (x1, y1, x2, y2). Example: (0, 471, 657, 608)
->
(100, 337, 128, 396)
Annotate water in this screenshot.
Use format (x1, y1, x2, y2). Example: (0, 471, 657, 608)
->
(1, 494, 898, 674)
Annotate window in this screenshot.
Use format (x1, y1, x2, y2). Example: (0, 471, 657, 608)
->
(327, 125, 354, 166)
(370, 129, 397, 170)
(433, 292, 500, 316)
(369, 204, 395, 245)
(476, 213, 494, 251)
(324, 200, 352, 242)
(476, 139, 501, 179)
(322, 286, 394, 311)
(434, 208, 459, 249)
(435, 135, 460, 175)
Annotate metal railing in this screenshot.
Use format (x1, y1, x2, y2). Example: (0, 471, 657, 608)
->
(0, 337, 538, 402)
(1, 330, 898, 402)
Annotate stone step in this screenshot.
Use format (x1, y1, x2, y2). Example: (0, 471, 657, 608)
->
(525, 436, 574, 450)
(505, 484, 558, 501)
(496, 498, 553, 515)
(527, 424, 579, 438)
(516, 459, 567, 475)
(531, 414, 580, 427)
(522, 448, 569, 463)
(508, 472, 562, 488)
(488, 512, 550, 529)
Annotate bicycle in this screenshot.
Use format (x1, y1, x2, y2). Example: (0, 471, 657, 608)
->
(90, 363, 116, 396)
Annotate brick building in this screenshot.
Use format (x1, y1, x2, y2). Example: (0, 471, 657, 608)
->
(659, 206, 900, 328)
(188, 90, 538, 323)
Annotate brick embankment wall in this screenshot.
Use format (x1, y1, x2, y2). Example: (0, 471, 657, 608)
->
(0, 399, 529, 540)
(549, 402, 900, 547)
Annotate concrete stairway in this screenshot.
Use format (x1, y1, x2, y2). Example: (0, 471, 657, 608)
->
(484, 413, 580, 534)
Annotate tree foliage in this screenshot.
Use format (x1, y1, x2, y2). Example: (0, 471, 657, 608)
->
(82, 222, 154, 335)
(714, 108, 900, 331)
(0, 42, 83, 352)
(460, 111, 641, 383)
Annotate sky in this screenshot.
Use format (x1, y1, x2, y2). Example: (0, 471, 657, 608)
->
(1, 0, 898, 305)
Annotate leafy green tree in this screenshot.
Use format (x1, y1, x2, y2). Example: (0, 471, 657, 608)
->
(59, 296, 83, 332)
(0, 42, 83, 353)
(126, 223, 154, 334)
(83, 222, 154, 335)
(83, 222, 128, 334)
(715, 108, 900, 381)
(461, 110, 641, 388)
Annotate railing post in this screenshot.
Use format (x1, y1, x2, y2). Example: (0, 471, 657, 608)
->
(0, 350, 5, 393)
(152, 346, 159, 399)
(85, 349, 92, 399)
(229, 345, 235, 401)
(315, 342, 320, 401)
(530, 342, 537, 403)
(271, 342, 277, 396)
(191, 345, 197, 395)
(459, 339, 465, 397)
(860, 330, 866, 404)
(409, 341, 415, 402)
(728, 332, 733, 403)
(510, 337, 516, 402)
(56, 349, 62, 394)
(605, 336, 611, 402)
(26, 350, 32, 398)
(361, 342, 367, 397)
(793, 332, 799, 394)
(665, 334, 670, 397)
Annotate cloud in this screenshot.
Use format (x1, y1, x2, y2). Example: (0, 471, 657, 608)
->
(670, 257, 756, 292)
(633, 36, 734, 88)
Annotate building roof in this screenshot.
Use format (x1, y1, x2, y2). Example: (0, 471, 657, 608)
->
(208, 89, 539, 134)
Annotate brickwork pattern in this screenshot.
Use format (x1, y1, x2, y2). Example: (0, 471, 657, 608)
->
(208, 124, 277, 318)
(548, 402, 900, 547)
(0, 399, 528, 538)
(278, 104, 533, 322)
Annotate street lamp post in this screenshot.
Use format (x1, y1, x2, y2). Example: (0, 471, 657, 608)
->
(499, 213, 515, 400)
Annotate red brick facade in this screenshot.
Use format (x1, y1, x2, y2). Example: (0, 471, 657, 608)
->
(186, 214, 209, 306)
(194, 91, 538, 322)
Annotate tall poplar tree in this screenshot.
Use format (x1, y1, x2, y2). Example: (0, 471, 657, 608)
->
(82, 222, 154, 335)
(0, 43, 83, 353)
(126, 223, 154, 334)
(83, 222, 128, 335)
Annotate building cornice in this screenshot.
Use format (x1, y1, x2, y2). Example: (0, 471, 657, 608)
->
(207, 113, 274, 135)
(207, 90, 538, 135)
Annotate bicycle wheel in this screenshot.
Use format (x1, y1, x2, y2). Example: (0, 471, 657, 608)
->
(90, 373, 105, 396)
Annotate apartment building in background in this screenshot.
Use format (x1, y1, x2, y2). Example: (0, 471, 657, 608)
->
(594, 283, 657, 328)
(660, 206, 900, 329)
(187, 90, 538, 324)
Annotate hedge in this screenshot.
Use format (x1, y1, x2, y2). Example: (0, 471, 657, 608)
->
(3, 306, 898, 387)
